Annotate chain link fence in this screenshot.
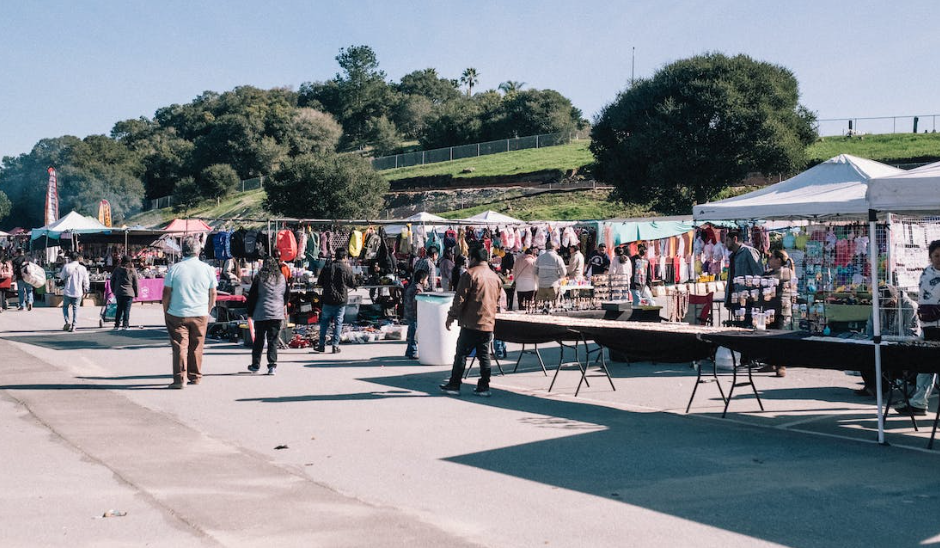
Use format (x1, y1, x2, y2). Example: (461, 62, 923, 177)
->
(816, 115, 940, 137)
(147, 176, 264, 211)
(371, 129, 591, 171)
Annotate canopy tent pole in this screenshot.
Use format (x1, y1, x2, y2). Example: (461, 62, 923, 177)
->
(869, 210, 886, 445)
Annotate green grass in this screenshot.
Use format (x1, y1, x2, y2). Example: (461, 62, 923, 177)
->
(127, 189, 268, 227)
(439, 189, 654, 221)
(807, 133, 940, 164)
(379, 139, 594, 181)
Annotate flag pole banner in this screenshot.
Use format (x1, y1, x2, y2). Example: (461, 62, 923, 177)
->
(45, 167, 59, 226)
(98, 199, 112, 227)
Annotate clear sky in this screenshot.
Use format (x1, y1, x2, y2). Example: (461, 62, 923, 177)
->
(1, 0, 938, 158)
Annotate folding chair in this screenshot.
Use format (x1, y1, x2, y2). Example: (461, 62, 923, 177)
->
(688, 292, 714, 326)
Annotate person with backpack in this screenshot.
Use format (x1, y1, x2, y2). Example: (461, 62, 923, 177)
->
(12, 248, 32, 311)
(59, 252, 90, 332)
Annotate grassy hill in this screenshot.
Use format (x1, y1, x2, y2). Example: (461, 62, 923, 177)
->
(807, 133, 940, 165)
(380, 139, 594, 182)
(127, 132, 940, 226)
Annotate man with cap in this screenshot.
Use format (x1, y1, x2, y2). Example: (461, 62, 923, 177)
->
(440, 245, 503, 397)
(162, 236, 217, 389)
(585, 243, 611, 278)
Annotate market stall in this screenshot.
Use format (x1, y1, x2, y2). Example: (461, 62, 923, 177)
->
(693, 154, 915, 443)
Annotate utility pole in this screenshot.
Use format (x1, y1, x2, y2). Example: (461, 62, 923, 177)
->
(631, 47, 635, 86)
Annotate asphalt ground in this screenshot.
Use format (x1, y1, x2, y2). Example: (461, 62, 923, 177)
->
(1, 302, 939, 547)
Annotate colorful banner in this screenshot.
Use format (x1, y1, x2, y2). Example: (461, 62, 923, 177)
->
(44, 167, 59, 226)
(98, 199, 112, 227)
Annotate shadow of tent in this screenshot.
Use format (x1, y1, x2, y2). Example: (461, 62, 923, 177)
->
(358, 368, 940, 548)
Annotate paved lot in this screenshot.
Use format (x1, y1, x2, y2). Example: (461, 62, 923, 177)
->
(1, 303, 939, 547)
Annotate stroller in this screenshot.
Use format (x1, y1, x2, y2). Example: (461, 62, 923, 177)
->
(99, 293, 118, 328)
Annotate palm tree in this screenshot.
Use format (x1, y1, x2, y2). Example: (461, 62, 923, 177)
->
(498, 81, 526, 94)
(460, 68, 479, 97)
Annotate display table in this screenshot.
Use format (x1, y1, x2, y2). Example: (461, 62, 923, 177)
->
(699, 330, 940, 447)
(104, 278, 164, 303)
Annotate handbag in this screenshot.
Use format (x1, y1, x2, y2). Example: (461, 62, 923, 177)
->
(917, 304, 940, 324)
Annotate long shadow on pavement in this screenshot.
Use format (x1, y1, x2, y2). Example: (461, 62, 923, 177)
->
(359, 368, 940, 548)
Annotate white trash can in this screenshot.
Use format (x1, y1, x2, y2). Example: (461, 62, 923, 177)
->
(416, 292, 459, 366)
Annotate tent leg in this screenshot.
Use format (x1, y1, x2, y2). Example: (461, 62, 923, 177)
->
(869, 213, 887, 445)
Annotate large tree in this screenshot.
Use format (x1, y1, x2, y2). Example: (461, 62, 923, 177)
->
(264, 153, 388, 219)
(591, 53, 817, 213)
(300, 45, 394, 151)
(396, 68, 461, 104)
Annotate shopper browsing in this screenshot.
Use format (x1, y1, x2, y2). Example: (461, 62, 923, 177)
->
(316, 248, 357, 354)
(402, 269, 428, 360)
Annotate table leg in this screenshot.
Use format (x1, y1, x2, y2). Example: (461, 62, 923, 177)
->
(930, 378, 940, 449)
(722, 352, 739, 418)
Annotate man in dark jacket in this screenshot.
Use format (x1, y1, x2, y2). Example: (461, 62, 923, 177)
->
(109, 255, 140, 329)
(315, 248, 357, 353)
(440, 245, 503, 397)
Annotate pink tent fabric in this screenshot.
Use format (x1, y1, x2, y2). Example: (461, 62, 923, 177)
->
(164, 219, 211, 233)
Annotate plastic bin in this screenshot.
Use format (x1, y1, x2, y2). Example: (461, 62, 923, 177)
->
(416, 292, 459, 366)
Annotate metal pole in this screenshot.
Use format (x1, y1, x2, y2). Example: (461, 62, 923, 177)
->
(869, 210, 886, 444)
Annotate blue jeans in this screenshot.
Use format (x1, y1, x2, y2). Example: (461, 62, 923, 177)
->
(319, 304, 346, 349)
(63, 296, 80, 325)
(405, 319, 418, 357)
(18, 282, 33, 308)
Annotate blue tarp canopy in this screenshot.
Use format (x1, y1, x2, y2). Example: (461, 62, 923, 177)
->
(595, 217, 695, 245)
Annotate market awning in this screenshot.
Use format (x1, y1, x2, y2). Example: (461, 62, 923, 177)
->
(867, 161, 940, 214)
(465, 211, 522, 224)
(164, 219, 212, 233)
(693, 154, 904, 221)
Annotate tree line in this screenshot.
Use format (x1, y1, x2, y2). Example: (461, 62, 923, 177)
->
(0, 44, 585, 228)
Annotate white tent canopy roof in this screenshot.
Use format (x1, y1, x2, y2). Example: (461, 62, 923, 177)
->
(868, 162, 940, 213)
(693, 154, 905, 221)
(465, 210, 522, 224)
(404, 211, 446, 222)
(31, 211, 108, 239)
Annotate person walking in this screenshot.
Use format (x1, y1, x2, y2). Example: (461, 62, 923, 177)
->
(316, 248, 357, 354)
(109, 255, 139, 329)
(246, 258, 289, 375)
(534, 241, 567, 305)
(440, 245, 503, 397)
(162, 237, 218, 389)
(402, 269, 428, 359)
(59, 252, 89, 332)
(12, 248, 32, 311)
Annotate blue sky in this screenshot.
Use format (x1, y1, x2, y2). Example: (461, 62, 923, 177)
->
(1, 0, 938, 158)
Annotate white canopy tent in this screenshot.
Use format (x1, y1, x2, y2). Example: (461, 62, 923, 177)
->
(465, 210, 523, 224)
(693, 154, 904, 221)
(404, 212, 446, 223)
(31, 211, 108, 239)
(867, 162, 940, 213)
